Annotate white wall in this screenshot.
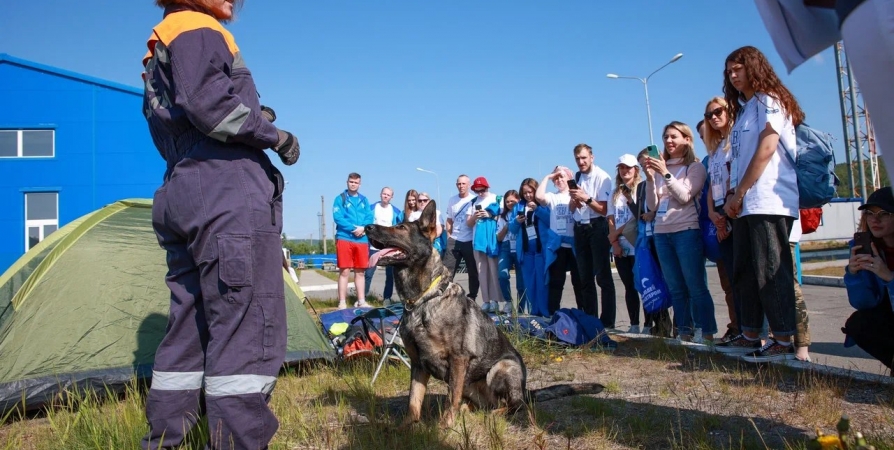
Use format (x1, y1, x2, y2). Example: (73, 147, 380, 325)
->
(802, 201, 862, 241)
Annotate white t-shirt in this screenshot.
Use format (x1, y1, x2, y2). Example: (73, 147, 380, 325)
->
(497, 215, 518, 253)
(370, 203, 395, 250)
(708, 139, 732, 208)
(607, 190, 636, 256)
(466, 193, 498, 241)
(729, 92, 799, 218)
(544, 191, 574, 247)
(446, 194, 475, 241)
(573, 166, 613, 222)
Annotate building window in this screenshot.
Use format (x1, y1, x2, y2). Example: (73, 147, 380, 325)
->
(25, 192, 58, 251)
(0, 129, 55, 158)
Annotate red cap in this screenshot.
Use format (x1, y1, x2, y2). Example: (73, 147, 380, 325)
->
(471, 176, 490, 191)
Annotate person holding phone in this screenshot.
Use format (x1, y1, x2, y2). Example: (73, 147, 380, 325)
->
(510, 178, 550, 317)
(607, 154, 643, 333)
(843, 187, 894, 370)
(568, 143, 616, 326)
(645, 121, 717, 343)
(466, 177, 502, 313)
(536, 166, 583, 315)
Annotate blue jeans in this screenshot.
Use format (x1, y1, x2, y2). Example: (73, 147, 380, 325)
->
(498, 241, 527, 312)
(654, 229, 717, 336)
(520, 249, 548, 317)
(364, 249, 393, 300)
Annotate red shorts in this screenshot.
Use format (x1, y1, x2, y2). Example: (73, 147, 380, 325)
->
(336, 240, 369, 269)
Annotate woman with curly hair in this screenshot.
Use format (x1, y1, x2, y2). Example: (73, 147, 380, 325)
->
(715, 46, 804, 362)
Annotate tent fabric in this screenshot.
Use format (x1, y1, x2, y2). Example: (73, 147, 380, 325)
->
(0, 199, 334, 413)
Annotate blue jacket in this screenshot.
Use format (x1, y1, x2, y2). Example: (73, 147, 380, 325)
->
(369, 201, 403, 226)
(844, 240, 894, 312)
(333, 191, 374, 243)
(543, 228, 576, 285)
(471, 199, 501, 257)
(508, 203, 549, 255)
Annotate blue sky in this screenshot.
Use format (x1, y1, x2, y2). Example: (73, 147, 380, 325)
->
(0, 1, 848, 241)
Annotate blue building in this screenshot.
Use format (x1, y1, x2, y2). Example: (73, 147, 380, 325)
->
(0, 54, 163, 272)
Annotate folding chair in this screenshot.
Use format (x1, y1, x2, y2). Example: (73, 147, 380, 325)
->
(350, 304, 411, 385)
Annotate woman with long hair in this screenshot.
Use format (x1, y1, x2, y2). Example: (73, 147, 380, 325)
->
(402, 189, 419, 222)
(607, 154, 643, 333)
(716, 46, 804, 362)
(509, 178, 550, 316)
(843, 187, 894, 370)
(497, 190, 527, 313)
(702, 97, 739, 342)
(645, 121, 717, 343)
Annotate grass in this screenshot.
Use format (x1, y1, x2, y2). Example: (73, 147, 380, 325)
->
(3, 311, 894, 449)
(799, 240, 849, 252)
(802, 266, 847, 277)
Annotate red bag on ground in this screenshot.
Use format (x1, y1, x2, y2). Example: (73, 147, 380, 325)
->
(800, 208, 823, 234)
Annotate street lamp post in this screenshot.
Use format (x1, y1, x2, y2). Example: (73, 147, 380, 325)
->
(607, 53, 684, 145)
(415, 167, 441, 210)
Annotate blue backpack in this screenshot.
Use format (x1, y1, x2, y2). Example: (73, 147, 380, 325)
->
(784, 124, 840, 209)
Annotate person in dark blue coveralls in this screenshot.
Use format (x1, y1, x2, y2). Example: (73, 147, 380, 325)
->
(140, 0, 301, 448)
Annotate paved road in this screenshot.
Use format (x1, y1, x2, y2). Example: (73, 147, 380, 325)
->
(301, 265, 890, 379)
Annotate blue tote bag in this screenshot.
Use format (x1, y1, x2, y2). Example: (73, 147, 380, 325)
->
(633, 220, 672, 314)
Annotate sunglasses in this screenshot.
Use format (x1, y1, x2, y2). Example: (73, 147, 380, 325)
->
(863, 210, 894, 220)
(703, 107, 725, 119)
(418, 198, 430, 203)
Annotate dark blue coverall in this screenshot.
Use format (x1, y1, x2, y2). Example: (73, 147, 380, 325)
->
(141, 6, 286, 449)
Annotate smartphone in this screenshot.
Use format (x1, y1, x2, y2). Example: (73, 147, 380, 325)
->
(646, 144, 661, 159)
(854, 231, 873, 255)
(475, 204, 482, 211)
(567, 179, 579, 190)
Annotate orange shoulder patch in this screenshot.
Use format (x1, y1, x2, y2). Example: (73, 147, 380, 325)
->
(142, 10, 239, 67)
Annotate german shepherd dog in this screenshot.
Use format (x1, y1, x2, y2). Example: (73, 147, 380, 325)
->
(365, 201, 604, 428)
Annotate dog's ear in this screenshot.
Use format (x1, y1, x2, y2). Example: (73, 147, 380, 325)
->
(419, 200, 438, 242)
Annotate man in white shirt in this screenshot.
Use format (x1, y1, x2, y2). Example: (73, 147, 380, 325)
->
(445, 174, 479, 300)
(568, 143, 617, 327)
(365, 187, 403, 304)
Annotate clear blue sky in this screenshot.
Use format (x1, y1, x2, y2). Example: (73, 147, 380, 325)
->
(1, 1, 848, 241)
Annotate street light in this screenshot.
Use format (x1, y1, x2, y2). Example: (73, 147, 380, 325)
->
(607, 52, 684, 145)
(415, 167, 441, 210)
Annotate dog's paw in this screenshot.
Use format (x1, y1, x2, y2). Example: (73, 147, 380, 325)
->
(438, 412, 456, 429)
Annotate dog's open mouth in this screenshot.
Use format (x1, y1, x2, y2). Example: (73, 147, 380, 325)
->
(367, 239, 408, 266)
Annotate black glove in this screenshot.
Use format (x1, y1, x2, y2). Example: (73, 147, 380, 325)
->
(273, 129, 300, 165)
(260, 105, 276, 123)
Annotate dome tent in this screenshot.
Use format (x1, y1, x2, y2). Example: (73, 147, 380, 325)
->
(0, 199, 333, 413)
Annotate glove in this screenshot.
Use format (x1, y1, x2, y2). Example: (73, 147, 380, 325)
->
(273, 129, 300, 165)
(260, 105, 276, 123)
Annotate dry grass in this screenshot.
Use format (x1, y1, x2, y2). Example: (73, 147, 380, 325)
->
(799, 240, 849, 252)
(3, 331, 894, 449)
(802, 266, 847, 277)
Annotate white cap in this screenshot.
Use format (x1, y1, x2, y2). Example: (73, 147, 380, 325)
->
(617, 154, 638, 167)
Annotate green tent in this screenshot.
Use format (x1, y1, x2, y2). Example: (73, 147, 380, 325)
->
(0, 199, 333, 413)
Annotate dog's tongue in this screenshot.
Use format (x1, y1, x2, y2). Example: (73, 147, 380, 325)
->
(369, 247, 400, 266)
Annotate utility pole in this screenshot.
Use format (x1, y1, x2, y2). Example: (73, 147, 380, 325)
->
(319, 196, 327, 254)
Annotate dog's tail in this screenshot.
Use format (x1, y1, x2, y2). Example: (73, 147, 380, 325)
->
(526, 383, 604, 404)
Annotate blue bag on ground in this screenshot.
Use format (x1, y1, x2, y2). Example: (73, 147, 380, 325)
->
(633, 221, 672, 314)
(544, 308, 612, 346)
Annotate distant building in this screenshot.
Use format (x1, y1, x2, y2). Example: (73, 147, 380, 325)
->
(0, 54, 162, 272)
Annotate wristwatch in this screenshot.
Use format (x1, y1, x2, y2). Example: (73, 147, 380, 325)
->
(585, 197, 593, 205)
(663, 172, 672, 180)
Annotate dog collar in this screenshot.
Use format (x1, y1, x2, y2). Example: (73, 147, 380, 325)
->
(406, 275, 443, 307)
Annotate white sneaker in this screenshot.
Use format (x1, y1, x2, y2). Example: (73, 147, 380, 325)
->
(641, 326, 651, 335)
(481, 301, 493, 313)
(355, 299, 370, 308)
(627, 325, 640, 334)
(693, 328, 704, 344)
(501, 302, 513, 314)
(337, 300, 347, 310)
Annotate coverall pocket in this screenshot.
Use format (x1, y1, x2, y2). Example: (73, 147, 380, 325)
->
(218, 235, 253, 288)
(255, 294, 286, 361)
